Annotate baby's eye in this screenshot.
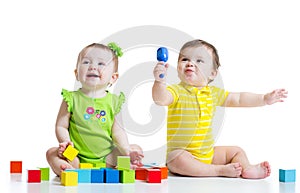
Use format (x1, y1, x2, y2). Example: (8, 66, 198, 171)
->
(82, 60, 90, 65)
(196, 59, 204, 64)
(98, 62, 106, 66)
(181, 58, 189, 62)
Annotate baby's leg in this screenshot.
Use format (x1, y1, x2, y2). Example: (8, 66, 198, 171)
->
(167, 149, 242, 177)
(213, 146, 271, 179)
(46, 147, 79, 176)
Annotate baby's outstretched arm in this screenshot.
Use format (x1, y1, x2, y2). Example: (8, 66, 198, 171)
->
(224, 89, 288, 107)
(152, 62, 173, 106)
(264, 89, 288, 105)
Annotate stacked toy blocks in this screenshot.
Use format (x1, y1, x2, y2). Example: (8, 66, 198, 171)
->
(61, 156, 135, 186)
(279, 169, 296, 183)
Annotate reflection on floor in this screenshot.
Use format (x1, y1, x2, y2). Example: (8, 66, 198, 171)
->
(5, 171, 298, 193)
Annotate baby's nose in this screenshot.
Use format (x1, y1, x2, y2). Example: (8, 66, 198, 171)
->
(88, 63, 98, 71)
(186, 61, 195, 67)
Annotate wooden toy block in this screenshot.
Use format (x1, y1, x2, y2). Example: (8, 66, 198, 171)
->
(153, 166, 168, 179)
(279, 169, 296, 182)
(105, 168, 119, 183)
(63, 145, 79, 161)
(147, 169, 161, 183)
(27, 169, 41, 183)
(39, 167, 50, 181)
(61, 171, 78, 186)
(93, 162, 106, 168)
(75, 169, 91, 183)
(117, 156, 130, 170)
(91, 169, 104, 183)
(120, 169, 135, 183)
(10, 161, 22, 173)
(79, 163, 93, 169)
(135, 168, 147, 180)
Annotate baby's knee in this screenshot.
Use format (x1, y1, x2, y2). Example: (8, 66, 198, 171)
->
(46, 147, 57, 161)
(167, 149, 190, 165)
(232, 146, 245, 154)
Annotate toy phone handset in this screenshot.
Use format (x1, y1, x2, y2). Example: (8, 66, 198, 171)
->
(156, 47, 168, 78)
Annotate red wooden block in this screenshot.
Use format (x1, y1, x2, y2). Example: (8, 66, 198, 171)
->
(147, 169, 161, 183)
(10, 161, 22, 173)
(27, 169, 41, 183)
(135, 168, 147, 180)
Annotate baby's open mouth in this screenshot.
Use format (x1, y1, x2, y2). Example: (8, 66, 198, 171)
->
(87, 74, 100, 78)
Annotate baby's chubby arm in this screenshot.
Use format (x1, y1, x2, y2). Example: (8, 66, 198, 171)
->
(152, 62, 173, 106)
(112, 113, 144, 166)
(55, 100, 73, 158)
(223, 89, 288, 107)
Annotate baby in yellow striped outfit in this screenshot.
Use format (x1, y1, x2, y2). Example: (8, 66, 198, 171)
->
(152, 39, 287, 179)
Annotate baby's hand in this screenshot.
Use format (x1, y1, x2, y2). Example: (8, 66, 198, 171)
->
(153, 62, 169, 81)
(58, 141, 73, 159)
(129, 150, 144, 169)
(264, 89, 288, 105)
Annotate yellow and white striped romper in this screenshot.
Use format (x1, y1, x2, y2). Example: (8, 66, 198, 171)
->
(167, 82, 228, 164)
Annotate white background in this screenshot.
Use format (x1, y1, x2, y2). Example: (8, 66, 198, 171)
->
(0, 0, 299, 177)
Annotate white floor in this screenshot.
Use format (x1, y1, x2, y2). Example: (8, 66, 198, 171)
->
(1, 168, 298, 193)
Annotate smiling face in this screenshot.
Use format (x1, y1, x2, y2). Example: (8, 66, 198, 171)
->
(177, 45, 218, 87)
(75, 46, 118, 90)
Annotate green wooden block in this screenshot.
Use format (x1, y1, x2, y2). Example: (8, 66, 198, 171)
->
(93, 162, 106, 168)
(120, 169, 135, 183)
(39, 167, 50, 181)
(117, 156, 130, 170)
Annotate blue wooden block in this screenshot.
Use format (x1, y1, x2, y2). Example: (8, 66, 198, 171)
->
(279, 169, 296, 182)
(91, 169, 104, 183)
(105, 168, 119, 183)
(67, 169, 91, 183)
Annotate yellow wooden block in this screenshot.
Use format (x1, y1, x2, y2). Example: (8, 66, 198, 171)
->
(61, 171, 78, 186)
(63, 145, 79, 161)
(79, 163, 93, 169)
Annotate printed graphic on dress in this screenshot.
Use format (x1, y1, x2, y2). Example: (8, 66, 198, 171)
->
(84, 106, 106, 123)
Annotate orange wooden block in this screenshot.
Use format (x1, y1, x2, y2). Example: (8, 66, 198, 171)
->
(10, 161, 22, 173)
(153, 166, 168, 179)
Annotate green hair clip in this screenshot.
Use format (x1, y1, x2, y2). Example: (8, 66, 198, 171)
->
(108, 42, 123, 57)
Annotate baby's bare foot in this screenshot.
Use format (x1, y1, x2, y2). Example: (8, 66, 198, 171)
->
(219, 163, 242, 177)
(242, 161, 271, 179)
(60, 164, 74, 171)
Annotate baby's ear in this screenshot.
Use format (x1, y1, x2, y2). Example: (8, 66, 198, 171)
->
(74, 69, 79, 80)
(209, 69, 218, 80)
(110, 72, 119, 84)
